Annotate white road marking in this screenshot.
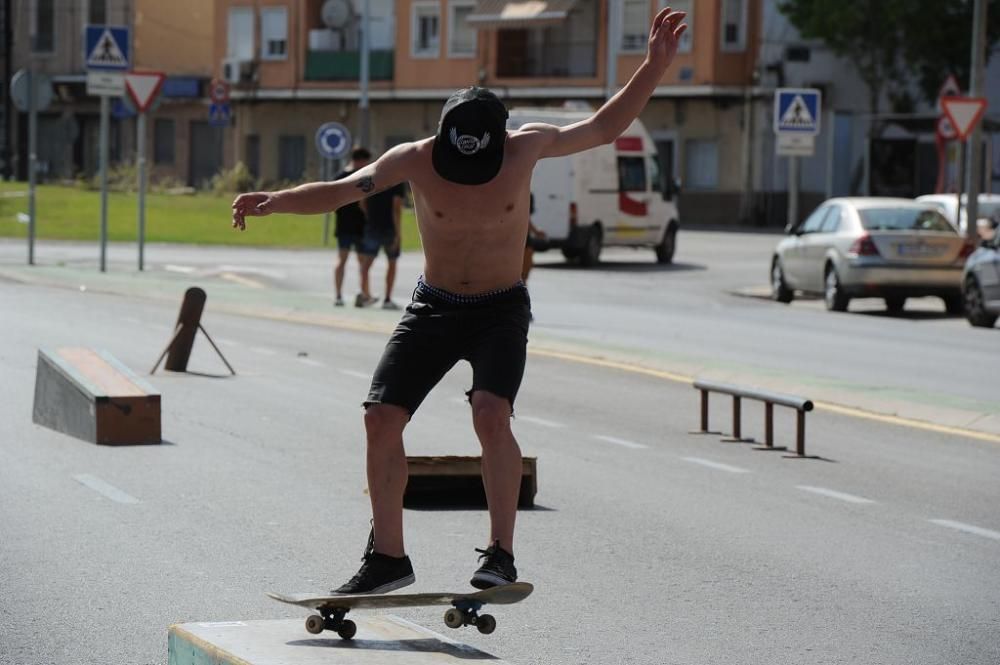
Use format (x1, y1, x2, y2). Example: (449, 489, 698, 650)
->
(681, 457, 750, 474)
(220, 272, 266, 289)
(298, 357, 325, 368)
(164, 264, 197, 274)
(339, 369, 371, 381)
(516, 415, 567, 429)
(73, 474, 139, 504)
(929, 519, 1000, 542)
(216, 338, 239, 347)
(594, 434, 648, 450)
(796, 485, 875, 504)
(249, 347, 277, 356)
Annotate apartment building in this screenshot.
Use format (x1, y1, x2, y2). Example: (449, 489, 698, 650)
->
(6, 0, 214, 185)
(215, 0, 761, 223)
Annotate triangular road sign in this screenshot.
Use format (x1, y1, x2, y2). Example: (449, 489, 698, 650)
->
(941, 96, 988, 141)
(780, 94, 816, 128)
(87, 28, 129, 69)
(936, 74, 961, 113)
(125, 72, 166, 113)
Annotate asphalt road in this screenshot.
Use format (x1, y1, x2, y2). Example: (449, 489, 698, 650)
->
(1, 233, 998, 664)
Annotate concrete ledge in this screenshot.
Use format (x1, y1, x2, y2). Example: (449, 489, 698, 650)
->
(405, 456, 537, 508)
(168, 617, 512, 665)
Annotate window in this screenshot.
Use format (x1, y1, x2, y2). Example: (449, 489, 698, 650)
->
(260, 7, 288, 61)
(278, 135, 306, 183)
(227, 7, 254, 60)
(153, 119, 175, 165)
(800, 206, 832, 234)
(684, 139, 719, 190)
(448, 2, 476, 58)
(618, 157, 648, 192)
(412, 2, 441, 58)
(31, 0, 55, 54)
(621, 0, 648, 53)
(659, 0, 693, 54)
(720, 0, 746, 52)
(89, 0, 107, 25)
(819, 206, 842, 233)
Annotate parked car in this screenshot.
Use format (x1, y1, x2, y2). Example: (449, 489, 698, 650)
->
(771, 197, 976, 313)
(507, 108, 680, 266)
(961, 231, 1000, 328)
(915, 193, 1000, 239)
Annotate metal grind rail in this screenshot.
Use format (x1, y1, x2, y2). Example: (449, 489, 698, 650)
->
(693, 379, 815, 458)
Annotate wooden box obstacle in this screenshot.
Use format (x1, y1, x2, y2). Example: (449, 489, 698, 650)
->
(404, 456, 537, 508)
(32, 348, 161, 445)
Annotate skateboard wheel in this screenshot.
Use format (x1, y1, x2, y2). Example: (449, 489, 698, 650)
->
(443, 608, 465, 629)
(337, 619, 357, 640)
(305, 615, 325, 635)
(476, 614, 496, 635)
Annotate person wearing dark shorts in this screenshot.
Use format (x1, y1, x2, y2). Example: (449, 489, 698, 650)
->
(359, 180, 406, 309)
(333, 148, 376, 307)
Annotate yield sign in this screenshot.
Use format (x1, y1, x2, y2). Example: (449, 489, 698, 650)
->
(125, 71, 166, 113)
(940, 96, 988, 141)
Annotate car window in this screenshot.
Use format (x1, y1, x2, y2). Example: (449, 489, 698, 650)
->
(858, 208, 955, 233)
(648, 156, 662, 192)
(819, 205, 842, 233)
(617, 157, 647, 192)
(799, 206, 831, 234)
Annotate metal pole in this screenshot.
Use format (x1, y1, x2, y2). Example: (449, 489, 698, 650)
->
(964, 0, 988, 241)
(787, 155, 799, 226)
(825, 110, 836, 199)
(99, 95, 110, 272)
(27, 70, 36, 266)
(137, 111, 147, 271)
(358, 0, 371, 149)
(957, 141, 967, 232)
(605, 0, 619, 100)
(322, 157, 332, 245)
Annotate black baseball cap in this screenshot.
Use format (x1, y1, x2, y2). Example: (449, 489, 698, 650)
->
(432, 87, 508, 185)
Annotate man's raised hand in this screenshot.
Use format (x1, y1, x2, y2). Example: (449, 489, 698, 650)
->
(231, 192, 274, 231)
(647, 7, 687, 70)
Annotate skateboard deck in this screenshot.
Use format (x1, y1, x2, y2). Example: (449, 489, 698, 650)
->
(267, 582, 533, 639)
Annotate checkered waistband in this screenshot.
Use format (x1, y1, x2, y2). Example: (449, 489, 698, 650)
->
(414, 275, 526, 305)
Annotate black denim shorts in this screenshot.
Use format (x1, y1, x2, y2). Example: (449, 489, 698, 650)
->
(364, 279, 532, 416)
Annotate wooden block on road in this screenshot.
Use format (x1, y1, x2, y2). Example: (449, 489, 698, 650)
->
(405, 456, 537, 508)
(168, 617, 514, 665)
(32, 348, 161, 445)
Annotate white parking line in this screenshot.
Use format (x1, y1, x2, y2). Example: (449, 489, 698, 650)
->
(249, 347, 277, 356)
(516, 415, 567, 429)
(796, 485, 875, 504)
(339, 369, 371, 381)
(929, 519, 1000, 542)
(298, 358, 325, 368)
(681, 457, 750, 474)
(594, 434, 648, 450)
(73, 474, 139, 504)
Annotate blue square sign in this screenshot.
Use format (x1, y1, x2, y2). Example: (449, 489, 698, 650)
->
(774, 88, 822, 135)
(85, 26, 130, 71)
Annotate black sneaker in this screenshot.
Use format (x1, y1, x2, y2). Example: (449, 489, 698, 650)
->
(470, 540, 517, 589)
(332, 528, 415, 595)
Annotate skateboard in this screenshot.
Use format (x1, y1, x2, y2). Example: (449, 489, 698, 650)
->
(267, 582, 533, 639)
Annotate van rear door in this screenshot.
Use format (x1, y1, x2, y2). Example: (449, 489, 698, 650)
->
(613, 137, 658, 244)
(530, 155, 573, 242)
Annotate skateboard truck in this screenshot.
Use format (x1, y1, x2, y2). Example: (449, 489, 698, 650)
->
(444, 598, 496, 635)
(307, 607, 357, 639)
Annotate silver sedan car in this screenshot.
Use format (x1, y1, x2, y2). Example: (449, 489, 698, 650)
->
(961, 231, 1000, 328)
(771, 197, 976, 313)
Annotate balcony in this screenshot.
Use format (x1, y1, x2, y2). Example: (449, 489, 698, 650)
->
(304, 50, 394, 82)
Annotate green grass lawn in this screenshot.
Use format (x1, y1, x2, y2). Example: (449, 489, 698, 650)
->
(0, 181, 422, 250)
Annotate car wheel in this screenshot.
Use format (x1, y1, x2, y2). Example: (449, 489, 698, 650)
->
(824, 265, 850, 312)
(655, 225, 677, 264)
(580, 224, 602, 267)
(964, 276, 999, 327)
(884, 296, 906, 313)
(561, 247, 580, 262)
(770, 258, 793, 303)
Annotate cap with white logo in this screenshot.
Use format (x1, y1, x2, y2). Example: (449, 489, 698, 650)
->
(432, 87, 508, 186)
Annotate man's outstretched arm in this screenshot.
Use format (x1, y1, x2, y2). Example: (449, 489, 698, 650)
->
(231, 143, 413, 230)
(522, 7, 687, 159)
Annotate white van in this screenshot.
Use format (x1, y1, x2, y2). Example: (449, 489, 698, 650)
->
(508, 108, 681, 265)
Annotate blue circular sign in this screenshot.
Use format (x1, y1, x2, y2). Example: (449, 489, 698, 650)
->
(315, 122, 352, 160)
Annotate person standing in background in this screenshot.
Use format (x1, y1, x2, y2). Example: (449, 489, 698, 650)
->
(359, 177, 407, 310)
(333, 148, 377, 307)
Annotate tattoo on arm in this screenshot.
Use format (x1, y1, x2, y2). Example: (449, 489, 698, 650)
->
(357, 176, 375, 194)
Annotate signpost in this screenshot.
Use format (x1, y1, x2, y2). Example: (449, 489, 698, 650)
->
(315, 122, 352, 245)
(10, 69, 52, 266)
(86, 25, 130, 273)
(774, 88, 822, 227)
(125, 71, 166, 272)
(941, 95, 988, 235)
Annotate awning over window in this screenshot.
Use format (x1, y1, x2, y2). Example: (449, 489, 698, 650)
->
(466, 0, 578, 29)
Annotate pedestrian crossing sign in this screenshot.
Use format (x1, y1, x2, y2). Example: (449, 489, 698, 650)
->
(85, 26, 130, 71)
(774, 88, 822, 135)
